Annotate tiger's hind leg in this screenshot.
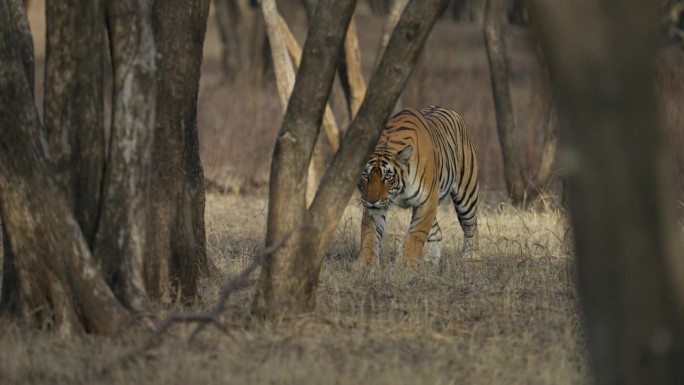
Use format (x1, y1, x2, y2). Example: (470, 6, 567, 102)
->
(451, 191, 480, 260)
(423, 220, 442, 265)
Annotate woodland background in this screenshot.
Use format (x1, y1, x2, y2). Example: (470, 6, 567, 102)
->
(23, 0, 684, 201)
(0, 0, 682, 384)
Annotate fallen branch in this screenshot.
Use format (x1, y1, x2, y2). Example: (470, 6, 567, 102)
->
(102, 231, 294, 372)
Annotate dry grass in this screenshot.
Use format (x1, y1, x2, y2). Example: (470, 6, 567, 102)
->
(1, 193, 589, 385)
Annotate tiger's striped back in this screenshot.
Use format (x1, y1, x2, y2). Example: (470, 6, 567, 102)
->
(420, 106, 479, 225)
(358, 106, 479, 267)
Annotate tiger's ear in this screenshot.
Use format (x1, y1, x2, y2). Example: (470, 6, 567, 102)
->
(397, 146, 413, 164)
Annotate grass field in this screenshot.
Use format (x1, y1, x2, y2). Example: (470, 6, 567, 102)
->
(0, 193, 589, 385)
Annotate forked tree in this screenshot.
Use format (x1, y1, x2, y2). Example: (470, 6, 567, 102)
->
(0, 0, 210, 334)
(252, 0, 452, 317)
(530, 0, 684, 383)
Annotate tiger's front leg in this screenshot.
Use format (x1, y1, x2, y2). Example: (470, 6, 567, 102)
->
(397, 195, 438, 268)
(358, 207, 387, 268)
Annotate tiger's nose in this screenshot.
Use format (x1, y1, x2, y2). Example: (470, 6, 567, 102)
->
(364, 196, 379, 204)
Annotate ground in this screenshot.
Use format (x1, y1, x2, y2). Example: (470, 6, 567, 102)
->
(0, 193, 589, 384)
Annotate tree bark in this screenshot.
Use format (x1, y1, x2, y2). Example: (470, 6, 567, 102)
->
(44, 0, 106, 246)
(253, 0, 450, 317)
(146, 0, 211, 302)
(373, 0, 408, 70)
(276, 13, 340, 204)
(484, 0, 526, 202)
(301, 0, 365, 121)
(213, 0, 265, 82)
(484, 0, 557, 204)
(468, 0, 486, 26)
(260, 0, 295, 113)
(90, 0, 157, 311)
(341, 17, 366, 118)
(531, 0, 684, 383)
(0, 0, 129, 335)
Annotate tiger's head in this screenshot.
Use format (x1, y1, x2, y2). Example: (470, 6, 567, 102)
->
(357, 146, 413, 210)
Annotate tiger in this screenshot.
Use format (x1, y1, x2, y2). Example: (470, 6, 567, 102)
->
(357, 105, 479, 268)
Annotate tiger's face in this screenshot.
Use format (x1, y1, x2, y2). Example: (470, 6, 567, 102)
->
(357, 146, 412, 210)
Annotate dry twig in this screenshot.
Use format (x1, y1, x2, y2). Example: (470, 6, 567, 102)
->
(102, 231, 294, 372)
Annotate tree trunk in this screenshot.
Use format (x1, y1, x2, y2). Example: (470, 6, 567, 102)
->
(44, 0, 105, 246)
(531, 0, 684, 383)
(92, 0, 157, 311)
(146, 0, 212, 302)
(0, 0, 129, 335)
(301, 0, 365, 122)
(213, 0, 265, 82)
(484, 0, 526, 202)
(341, 17, 366, 118)
(0, 0, 34, 310)
(468, 0, 486, 26)
(253, 0, 451, 318)
(373, 0, 408, 69)
(299, 0, 367, 202)
(260, 0, 295, 113)
(484, 0, 557, 204)
(276, 12, 341, 204)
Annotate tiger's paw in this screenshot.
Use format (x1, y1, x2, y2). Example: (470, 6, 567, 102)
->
(395, 254, 420, 269)
(355, 254, 380, 270)
(462, 250, 481, 261)
(422, 241, 442, 265)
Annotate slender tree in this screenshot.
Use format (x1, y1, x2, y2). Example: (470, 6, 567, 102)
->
(531, 0, 684, 383)
(146, 0, 213, 302)
(484, 0, 557, 204)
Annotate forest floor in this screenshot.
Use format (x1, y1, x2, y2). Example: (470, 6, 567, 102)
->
(0, 193, 590, 385)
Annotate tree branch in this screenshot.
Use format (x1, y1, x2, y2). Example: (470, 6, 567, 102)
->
(104, 231, 294, 372)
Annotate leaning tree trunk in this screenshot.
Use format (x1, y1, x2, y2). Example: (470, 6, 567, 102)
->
(252, 0, 451, 318)
(146, 0, 212, 302)
(531, 0, 684, 383)
(0, 0, 129, 336)
(301, 0, 366, 122)
(273, 11, 343, 204)
(298, 0, 367, 203)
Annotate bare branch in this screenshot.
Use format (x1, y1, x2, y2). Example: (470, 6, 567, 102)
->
(104, 231, 294, 371)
